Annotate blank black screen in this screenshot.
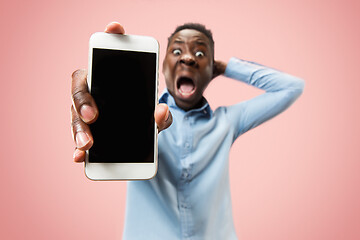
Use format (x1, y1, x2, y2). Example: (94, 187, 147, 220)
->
(89, 48, 156, 163)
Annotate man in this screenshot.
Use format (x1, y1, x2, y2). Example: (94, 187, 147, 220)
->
(71, 22, 304, 239)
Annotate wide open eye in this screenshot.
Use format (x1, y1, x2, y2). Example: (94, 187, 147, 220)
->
(172, 49, 182, 55)
(195, 51, 205, 57)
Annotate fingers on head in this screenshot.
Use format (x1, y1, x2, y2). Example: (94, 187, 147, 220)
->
(71, 69, 98, 123)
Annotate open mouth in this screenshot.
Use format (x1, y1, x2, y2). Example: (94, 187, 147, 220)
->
(177, 76, 196, 97)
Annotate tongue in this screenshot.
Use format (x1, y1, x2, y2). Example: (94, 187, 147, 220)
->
(179, 82, 194, 93)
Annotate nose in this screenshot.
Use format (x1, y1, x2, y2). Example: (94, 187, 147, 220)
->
(180, 53, 196, 67)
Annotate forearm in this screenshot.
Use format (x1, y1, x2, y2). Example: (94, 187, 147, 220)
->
(224, 57, 305, 138)
(224, 57, 305, 94)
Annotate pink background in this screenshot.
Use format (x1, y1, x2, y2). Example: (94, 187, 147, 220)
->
(1, 0, 359, 239)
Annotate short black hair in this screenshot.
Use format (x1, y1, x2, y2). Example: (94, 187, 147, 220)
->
(167, 23, 214, 58)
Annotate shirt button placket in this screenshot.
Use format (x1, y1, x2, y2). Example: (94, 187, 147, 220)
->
(179, 171, 192, 239)
(179, 113, 193, 239)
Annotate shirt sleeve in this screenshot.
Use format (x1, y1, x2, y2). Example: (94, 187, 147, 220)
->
(224, 57, 305, 140)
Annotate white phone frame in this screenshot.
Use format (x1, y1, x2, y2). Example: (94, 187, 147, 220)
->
(85, 32, 159, 181)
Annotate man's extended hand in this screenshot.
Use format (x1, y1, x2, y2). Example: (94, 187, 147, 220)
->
(70, 22, 172, 163)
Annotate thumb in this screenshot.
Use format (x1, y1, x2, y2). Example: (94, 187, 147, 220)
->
(154, 103, 172, 132)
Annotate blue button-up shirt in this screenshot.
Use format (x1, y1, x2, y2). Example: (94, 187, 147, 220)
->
(123, 57, 304, 240)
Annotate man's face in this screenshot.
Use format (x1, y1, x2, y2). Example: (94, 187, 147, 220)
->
(162, 29, 214, 111)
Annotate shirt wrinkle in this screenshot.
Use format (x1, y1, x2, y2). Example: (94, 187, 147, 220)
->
(123, 57, 304, 240)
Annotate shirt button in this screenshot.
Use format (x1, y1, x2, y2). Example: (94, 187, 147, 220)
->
(185, 142, 190, 148)
(182, 169, 190, 179)
(184, 203, 191, 209)
(184, 116, 188, 120)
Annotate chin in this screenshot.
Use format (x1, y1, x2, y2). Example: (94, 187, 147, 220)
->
(174, 94, 202, 111)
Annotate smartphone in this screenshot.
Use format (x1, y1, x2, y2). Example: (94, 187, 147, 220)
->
(85, 32, 159, 180)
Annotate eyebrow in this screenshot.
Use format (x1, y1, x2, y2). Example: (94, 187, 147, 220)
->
(173, 40, 185, 45)
(172, 39, 208, 47)
(194, 40, 207, 47)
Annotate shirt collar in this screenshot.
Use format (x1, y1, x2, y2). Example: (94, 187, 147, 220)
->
(159, 88, 212, 117)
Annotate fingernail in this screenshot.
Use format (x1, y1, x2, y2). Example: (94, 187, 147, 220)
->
(80, 104, 96, 122)
(73, 149, 84, 162)
(76, 132, 90, 149)
(73, 149, 81, 161)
